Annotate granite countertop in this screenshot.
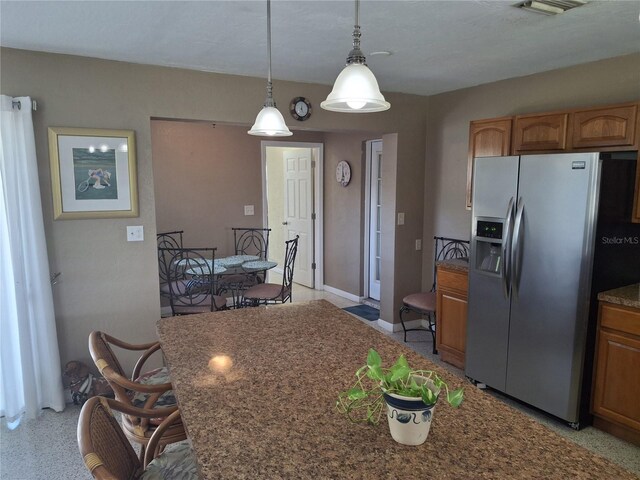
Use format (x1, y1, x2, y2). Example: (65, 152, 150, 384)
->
(436, 257, 469, 272)
(598, 283, 640, 309)
(157, 300, 635, 480)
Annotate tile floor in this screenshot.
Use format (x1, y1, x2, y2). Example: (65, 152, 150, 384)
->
(1, 282, 638, 479)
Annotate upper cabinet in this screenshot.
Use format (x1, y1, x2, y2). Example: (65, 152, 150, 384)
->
(467, 118, 512, 208)
(467, 101, 640, 219)
(513, 113, 569, 153)
(572, 104, 638, 149)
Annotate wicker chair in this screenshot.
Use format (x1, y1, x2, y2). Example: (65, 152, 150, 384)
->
(399, 236, 469, 353)
(243, 236, 299, 306)
(78, 396, 197, 479)
(88, 331, 186, 462)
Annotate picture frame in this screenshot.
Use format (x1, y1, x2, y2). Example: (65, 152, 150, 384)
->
(48, 127, 138, 220)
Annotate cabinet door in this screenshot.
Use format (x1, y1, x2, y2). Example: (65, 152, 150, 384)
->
(436, 266, 468, 370)
(467, 118, 512, 209)
(436, 289, 467, 369)
(592, 329, 640, 432)
(572, 104, 638, 149)
(633, 155, 640, 224)
(513, 113, 569, 153)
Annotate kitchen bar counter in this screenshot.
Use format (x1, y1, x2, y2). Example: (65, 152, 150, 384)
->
(435, 257, 469, 272)
(157, 300, 634, 479)
(598, 283, 640, 309)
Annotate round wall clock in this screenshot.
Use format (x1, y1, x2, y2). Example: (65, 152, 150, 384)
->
(336, 160, 351, 187)
(290, 97, 312, 121)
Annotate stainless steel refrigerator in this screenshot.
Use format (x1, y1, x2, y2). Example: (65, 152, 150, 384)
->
(465, 153, 601, 426)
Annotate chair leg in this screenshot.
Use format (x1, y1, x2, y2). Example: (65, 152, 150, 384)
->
(399, 306, 409, 342)
(428, 312, 437, 355)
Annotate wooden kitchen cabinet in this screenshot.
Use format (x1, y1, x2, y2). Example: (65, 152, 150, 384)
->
(466, 118, 512, 208)
(513, 112, 569, 153)
(435, 265, 468, 369)
(591, 301, 640, 445)
(572, 104, 638, 150)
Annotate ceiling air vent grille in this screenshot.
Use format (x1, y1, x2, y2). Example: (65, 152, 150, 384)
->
(515, 0, 588, 15)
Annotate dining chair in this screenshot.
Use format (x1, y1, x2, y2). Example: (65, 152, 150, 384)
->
(157, 230, 184, 298)
(399, 236, 469, 353)
(78, 396, 197, 479)
(218, 228, 273, 302)
(242, 235, 299, 306)
(162, 247, 228, 315)
(88, 331, 187, 462)
(232, 227, 271, 259)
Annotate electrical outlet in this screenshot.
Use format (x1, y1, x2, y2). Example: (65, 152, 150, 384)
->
(415, 239, 422, 251)
(244, 205, 255, 216)
(126, 226, 144, 242)
(397, 212, 405, 225)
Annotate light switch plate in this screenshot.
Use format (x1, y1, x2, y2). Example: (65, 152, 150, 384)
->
(127, 225, 144, 242)
(244, 205, 255, 216)
(415, 239, 422, 251)
(397, 212, 405, 225)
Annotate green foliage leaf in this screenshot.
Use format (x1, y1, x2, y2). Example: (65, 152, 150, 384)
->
(367, 349, 382, 368)
(347, 388, 367, 400)
(366, 365, 384, 381)
(447, 388, 464, 408)
(392, 354, 409, 370)
(390, 365, 411, 382)
(421, 386, 437, 405)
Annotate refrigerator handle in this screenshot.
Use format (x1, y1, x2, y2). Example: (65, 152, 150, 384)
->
(511, 197, 525, 297)
(501, 197, 515, 300)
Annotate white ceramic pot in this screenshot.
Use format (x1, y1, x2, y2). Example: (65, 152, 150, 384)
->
(383, 378, 438, 446)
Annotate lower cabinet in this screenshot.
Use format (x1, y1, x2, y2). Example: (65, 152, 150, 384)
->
(435, 265, 468, 369)
(591, 301, 640, 445)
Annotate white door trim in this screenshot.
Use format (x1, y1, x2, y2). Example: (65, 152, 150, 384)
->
(364, 139, 382, 301)
(261, 141, 324, 290)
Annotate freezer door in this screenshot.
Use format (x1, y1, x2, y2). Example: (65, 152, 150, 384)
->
(466, 156, 519, 390)
(506, 153, 599, 423)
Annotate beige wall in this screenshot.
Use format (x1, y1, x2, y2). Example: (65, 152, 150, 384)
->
(152, 121, 263, 254)
(1, 47, 429, 371)
(422, 53, 640, 289)
(323, 132, 381, 295)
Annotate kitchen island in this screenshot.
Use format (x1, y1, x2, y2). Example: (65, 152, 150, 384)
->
(157, 300, 635, 479)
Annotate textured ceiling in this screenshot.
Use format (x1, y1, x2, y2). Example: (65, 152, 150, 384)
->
(1, 0, 638, 96)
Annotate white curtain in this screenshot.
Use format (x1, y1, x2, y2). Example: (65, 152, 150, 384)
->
(0, 95, 65, 428)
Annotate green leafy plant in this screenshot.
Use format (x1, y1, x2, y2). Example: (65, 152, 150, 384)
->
(336, 348, 464, 425)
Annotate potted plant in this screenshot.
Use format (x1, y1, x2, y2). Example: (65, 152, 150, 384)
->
(336, 348, 464, 445)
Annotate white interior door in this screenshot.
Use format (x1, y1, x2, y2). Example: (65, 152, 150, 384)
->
(284, 149, 314, 288)
(368, 140, 382, 301)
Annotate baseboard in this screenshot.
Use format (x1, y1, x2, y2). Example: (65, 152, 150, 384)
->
(377, 318, 429, 333)
(322, 284, 362, 303)
(160, 306, 173, 317)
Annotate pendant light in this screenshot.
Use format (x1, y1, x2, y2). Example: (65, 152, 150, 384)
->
(321, 0, 390, 113)
(248, 0, 292, 136)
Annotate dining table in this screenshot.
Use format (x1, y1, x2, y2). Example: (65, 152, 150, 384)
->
(156, 300, 635, 479)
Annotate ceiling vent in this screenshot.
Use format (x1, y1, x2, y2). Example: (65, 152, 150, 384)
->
(515, 0, 588, 15)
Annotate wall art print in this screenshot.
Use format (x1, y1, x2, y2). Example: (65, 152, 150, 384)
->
(48, 127, 138, 219)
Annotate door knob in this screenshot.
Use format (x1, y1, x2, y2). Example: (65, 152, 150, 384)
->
(282, 221, 288, 225)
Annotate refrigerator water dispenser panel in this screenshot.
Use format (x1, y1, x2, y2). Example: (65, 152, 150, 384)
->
(477, 220, 503, 240)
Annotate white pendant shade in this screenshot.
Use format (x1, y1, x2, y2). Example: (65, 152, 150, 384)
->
(321, 63, 390, 112)
(248, 105, 292, 136)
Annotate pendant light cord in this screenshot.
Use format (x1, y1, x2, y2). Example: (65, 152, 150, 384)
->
(347, 0, 366, 65)
(265, 0, 275, 107)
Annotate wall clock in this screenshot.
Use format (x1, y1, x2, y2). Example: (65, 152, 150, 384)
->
(336, 160, 351, 187)
(290, 97, 312, 121)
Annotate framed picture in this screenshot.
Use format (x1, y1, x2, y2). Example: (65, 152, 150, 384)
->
(48, 127, 138, 220)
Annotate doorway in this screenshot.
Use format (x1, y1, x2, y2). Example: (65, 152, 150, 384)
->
(262, 142, 323, 289)
(365, 139, 383, 301)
